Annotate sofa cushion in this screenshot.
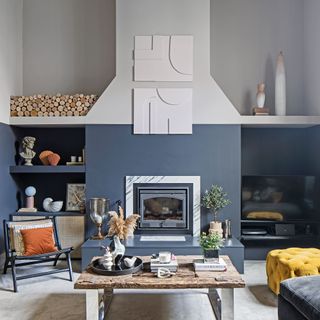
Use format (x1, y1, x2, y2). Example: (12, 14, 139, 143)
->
(280, 276, 320, 320)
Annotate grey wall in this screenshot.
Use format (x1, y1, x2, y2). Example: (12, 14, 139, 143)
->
(0, 0, 23, 123)
(23, 0, 116, 96)
(304, 0, 320, 116)
(0, 124, 18, 260)
(86, 125, 241, 239)
(211, 0, 304, 115)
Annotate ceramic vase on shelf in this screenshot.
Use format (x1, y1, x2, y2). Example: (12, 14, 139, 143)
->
(275, 51, 286, 116)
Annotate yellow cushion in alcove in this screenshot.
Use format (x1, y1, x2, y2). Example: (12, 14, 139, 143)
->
(266, 248, 320, 294)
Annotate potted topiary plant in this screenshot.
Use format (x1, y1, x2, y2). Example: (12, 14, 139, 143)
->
(201, 185, 231, 236)
(199, 232, 224, 263)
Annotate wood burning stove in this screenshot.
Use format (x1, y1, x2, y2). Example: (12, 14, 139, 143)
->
(133, 183, 193, 234)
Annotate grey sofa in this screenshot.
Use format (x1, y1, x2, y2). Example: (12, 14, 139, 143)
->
(278, 276, 320, 320)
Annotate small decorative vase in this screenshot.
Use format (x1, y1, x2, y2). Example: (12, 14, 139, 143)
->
(203, 249, 219, 264)
(256, 83, 266, 108)
(209, 221, 223, 238)
(275, 51, 286, 116)
(100, 247, 113, 270)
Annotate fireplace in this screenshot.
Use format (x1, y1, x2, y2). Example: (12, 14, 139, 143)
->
(126, 176, 201, 237)
(134, 183, 193, 233)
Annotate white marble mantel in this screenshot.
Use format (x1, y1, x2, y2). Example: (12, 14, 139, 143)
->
(125, 176, 201, 237)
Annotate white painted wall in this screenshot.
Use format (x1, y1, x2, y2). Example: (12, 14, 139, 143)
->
(0, 0, 23, 123)
(304, 0, 320, 116)
(87, 0, 240, 124)
(23, 0, 115, 96)
(211, 0, 304, 115)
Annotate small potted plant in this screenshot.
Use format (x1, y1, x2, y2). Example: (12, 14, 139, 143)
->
(201, 185, 231, 236)
(199, 232, 224, 263)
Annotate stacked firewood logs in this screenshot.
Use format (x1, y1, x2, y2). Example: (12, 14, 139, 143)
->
(10, 93, 98, 117)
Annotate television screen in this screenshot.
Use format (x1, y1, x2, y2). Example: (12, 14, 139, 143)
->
(242, 175, 316, 221)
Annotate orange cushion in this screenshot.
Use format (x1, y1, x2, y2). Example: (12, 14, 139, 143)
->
(20, 227, 57, 256)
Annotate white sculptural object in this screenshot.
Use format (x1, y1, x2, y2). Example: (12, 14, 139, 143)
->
(43, 197, 63, 212)
(256, 83, 266, 108)
(111, 235, 125, 265)
(124, 257, 137, 268)
(20, 136, 36, 166)
(275, 52, 286, 116)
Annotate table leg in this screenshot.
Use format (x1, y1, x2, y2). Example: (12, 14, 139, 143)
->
(208, 288, 234, 320)
(86, 290, 99, 320)
(103, 288, 114, 318)
(221, 289, 234, 320)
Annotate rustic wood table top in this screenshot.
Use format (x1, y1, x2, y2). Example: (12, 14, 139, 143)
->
(74, 255, 245, 290)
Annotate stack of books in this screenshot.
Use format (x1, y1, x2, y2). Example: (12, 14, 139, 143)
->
(150, 257, 178, 273)
(193, 258, 227, 271)
(252, 107, 270, 116)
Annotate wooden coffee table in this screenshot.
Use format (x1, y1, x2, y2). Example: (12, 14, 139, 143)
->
(75, 255, 245, 320)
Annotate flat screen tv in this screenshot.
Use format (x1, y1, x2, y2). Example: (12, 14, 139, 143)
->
(242, 175, 316, 221)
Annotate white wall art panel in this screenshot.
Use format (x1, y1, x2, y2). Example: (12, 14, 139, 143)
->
(134, 35, 193, 81)
(134, 88, 192, 134)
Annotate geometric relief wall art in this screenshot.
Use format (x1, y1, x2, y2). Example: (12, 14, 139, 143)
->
(133, 88, 193, 134)
(134, 35, 193, 81)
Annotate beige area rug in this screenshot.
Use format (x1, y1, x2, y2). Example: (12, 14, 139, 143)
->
(0, 260, 277, 320)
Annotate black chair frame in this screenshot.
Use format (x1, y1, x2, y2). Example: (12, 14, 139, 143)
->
(3, 217, 73, 292)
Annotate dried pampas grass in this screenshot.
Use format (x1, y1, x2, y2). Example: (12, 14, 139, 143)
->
(107, 206, 140, 240)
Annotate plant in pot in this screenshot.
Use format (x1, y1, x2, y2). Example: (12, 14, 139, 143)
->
(199, 232, 224, 263)
(201, 185, 231, 236)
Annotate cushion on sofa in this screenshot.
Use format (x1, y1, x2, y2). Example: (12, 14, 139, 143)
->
(280, 276, 320, 320)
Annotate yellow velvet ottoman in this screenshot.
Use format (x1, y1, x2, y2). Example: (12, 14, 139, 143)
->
(266, 248, 320, 294)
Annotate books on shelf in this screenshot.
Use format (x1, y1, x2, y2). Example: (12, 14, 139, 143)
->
(193, 258, 227, 271)
(252, 107, 270, 116)
(150, 257, 178, 273)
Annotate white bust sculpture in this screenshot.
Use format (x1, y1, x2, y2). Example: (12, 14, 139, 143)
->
(20, 136, 36, 166)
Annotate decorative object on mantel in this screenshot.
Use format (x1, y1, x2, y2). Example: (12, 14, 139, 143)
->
(199, 231, 224, 264)
(223, 219, 232, 239)
(256, 83, 266, 108)
(10, 93, 98, 117)
(201, 185, 231, 237)
(107, 206, 140, 240)
(252, 83, 270, 115)
(66, 183, 86, 212)
(89, 198, 108, 240)
(20, 136, 36, 166)
(275, 51, 286, 116)
(18, 186, 37, 212)
(43, 197, 63, 213)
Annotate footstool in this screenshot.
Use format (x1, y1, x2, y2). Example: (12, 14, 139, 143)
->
(266, 248, 320, 294)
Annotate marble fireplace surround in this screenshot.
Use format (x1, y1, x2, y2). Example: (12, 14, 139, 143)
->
(125, 176, 201, 237)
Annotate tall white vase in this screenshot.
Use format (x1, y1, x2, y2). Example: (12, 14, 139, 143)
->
(275, 52, 286, 116)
